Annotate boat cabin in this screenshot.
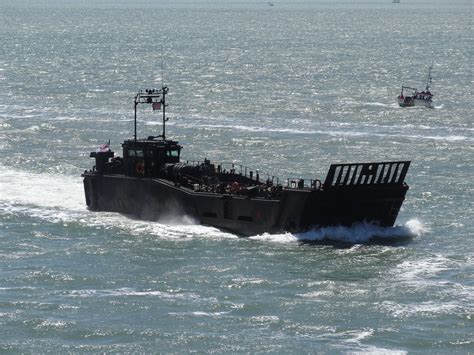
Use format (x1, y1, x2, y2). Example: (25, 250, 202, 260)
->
(89, 86, 182, 177)
(122, 138, 181, 177)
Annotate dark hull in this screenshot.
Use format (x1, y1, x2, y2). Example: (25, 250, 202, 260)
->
(82, 173, 409, 236)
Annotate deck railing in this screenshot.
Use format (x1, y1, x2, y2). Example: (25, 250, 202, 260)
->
(185, 160, 278, 185)
(286, 178, 322, 190)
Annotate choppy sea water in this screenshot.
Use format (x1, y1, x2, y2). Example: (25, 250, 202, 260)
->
(0, 1, 472, 352)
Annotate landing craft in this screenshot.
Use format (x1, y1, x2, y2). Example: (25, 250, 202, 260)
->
(82, 86, 410, 236)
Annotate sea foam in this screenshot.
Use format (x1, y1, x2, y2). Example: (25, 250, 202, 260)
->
(250, 219, 428, 245)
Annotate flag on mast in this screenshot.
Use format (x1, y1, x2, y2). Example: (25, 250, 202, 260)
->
(152, 101, 161, 110)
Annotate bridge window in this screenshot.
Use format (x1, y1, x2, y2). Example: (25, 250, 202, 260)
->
(128, 150, 144, 157)
(167, 150, 179, 157)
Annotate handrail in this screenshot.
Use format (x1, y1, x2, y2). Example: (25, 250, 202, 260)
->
(286, 178, 322, 190)
(184, 160, 279, 185)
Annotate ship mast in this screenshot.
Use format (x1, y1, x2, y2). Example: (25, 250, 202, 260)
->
(425, 65, 433, 91)
(133, 86, 169, 141)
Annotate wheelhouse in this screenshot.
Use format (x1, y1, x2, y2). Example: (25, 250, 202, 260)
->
(122, 138, 181, 177)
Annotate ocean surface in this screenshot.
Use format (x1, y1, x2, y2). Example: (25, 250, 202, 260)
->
(0, 0, 472, 352)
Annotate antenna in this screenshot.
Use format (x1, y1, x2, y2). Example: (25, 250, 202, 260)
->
(132, 49, 169, 141)
(161, 45, 165, 89)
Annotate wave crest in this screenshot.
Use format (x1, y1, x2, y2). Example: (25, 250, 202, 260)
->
(250, 219, 428, 245)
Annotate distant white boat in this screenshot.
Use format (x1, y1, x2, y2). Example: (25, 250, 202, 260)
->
(397, 65, 434, 108)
